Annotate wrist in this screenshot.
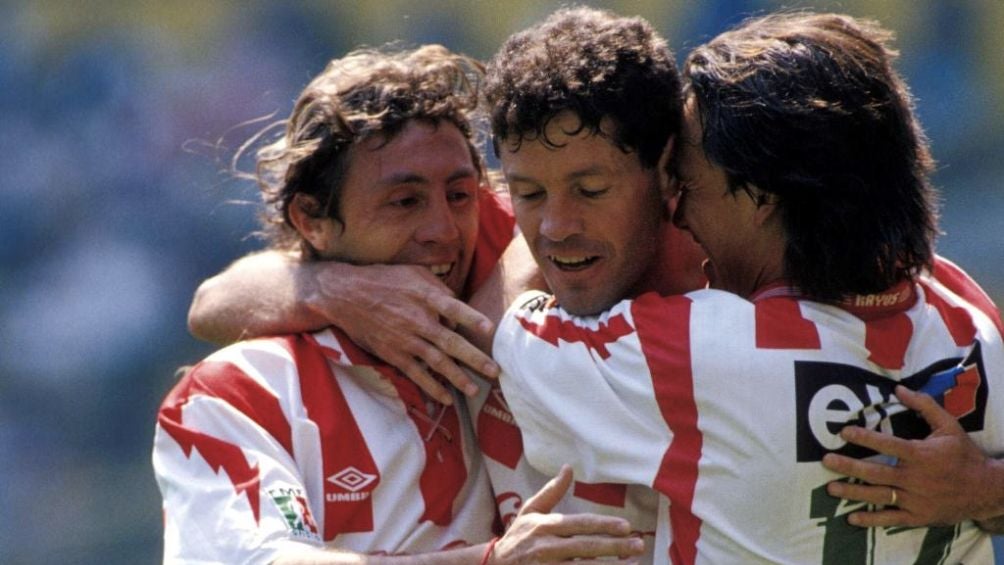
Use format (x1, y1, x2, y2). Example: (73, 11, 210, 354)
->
(480, 537, 500, 565)
(974, 457, 1004, 521)
(302, 261, 359, 327)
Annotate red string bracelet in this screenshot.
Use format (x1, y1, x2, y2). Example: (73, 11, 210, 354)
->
(480, 536, 500, 565)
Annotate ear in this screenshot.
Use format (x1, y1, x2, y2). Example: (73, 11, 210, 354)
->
(656, 135, 677, 200)
(288, 193, 340, 257)
(749, 186, 779, 227)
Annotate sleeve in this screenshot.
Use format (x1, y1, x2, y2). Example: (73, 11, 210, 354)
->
(493, 291, 674, 489)
(152, 358, 322, 564)
(932, 254, 1004, 338)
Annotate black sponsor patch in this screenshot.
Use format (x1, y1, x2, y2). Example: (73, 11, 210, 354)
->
(794, 341, 987, 462)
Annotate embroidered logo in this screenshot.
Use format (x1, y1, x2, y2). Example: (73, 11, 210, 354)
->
(326, 466, 378, 502)
(268, 487, 320, 540)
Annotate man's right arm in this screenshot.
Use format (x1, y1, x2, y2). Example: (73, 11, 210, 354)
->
(188, 250, 327, 344)
(188, 250, 498, 403)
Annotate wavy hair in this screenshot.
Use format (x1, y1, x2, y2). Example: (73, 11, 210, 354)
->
(246, 45, 485, 252)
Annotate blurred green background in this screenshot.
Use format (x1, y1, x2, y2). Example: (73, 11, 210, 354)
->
(2, 1, 1002, 562)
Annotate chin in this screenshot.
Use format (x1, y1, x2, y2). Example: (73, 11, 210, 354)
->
(557, 292, 616, 317)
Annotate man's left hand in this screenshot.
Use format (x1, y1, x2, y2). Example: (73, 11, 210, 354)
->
(822, 385, 1004, 528)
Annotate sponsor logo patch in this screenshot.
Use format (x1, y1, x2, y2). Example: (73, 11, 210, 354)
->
(794, 341, 987, 462)
(268, 487, 320, 540)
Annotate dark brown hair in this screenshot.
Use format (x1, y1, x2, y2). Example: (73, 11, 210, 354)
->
(484, 6, 681, 169)
(685, 12, 938, 299)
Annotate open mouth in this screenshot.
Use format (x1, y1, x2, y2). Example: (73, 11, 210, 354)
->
(548, 255, 599, 271)
(429, 262, 454, 280)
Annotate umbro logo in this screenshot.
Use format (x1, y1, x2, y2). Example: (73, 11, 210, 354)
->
(327, 466, 378, 493)
(325, 466, 379, 503)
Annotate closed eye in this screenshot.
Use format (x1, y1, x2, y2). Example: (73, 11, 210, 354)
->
(578, 186, 610, 198)
(513, 189, 544, 202)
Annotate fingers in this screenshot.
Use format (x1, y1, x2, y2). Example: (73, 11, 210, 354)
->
(498, 513, 642, 563)
(521, 533, 644, 561)
(844, 508, 916, 528)
(825, 479, 901, 509)
(500, 466, 644, 563)
(424, 325, 499, 385)
(430, 292, 496, 338)
(390, 349, 454, 405)
(521, 465, 574, 515)
(894, 385, 965, 435)
(835, 425, 911, 461)
(407, 334, 482, 398)
(427, 294, 500, 380)
(537, 513, 636, 539)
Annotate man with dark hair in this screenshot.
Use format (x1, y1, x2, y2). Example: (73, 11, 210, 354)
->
(469, 7, 704, 561)
(483, 6, 701, 317)
(487, 12, 1004, 563)
(154, 45, 641, 564)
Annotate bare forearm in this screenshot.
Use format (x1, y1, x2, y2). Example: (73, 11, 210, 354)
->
(188, 250, 331, 344)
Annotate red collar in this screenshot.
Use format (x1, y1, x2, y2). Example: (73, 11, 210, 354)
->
(750, 280, 917, 320)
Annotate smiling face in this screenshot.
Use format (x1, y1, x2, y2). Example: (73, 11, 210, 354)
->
(501, 112, 665, 315)
(301, 120, 480, 295)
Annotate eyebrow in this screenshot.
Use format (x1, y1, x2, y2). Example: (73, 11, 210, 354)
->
(378, 167, 479, 187)
(507, 165, 609, 186)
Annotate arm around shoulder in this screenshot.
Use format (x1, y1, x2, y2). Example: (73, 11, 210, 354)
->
(188, 250, 347, 344)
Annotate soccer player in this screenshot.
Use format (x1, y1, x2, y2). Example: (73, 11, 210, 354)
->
(153, 45, 642, 564)
(487, 12, 1004, 563)
(470, 7, 709, 561)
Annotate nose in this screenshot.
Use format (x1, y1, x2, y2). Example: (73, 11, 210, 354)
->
(415, 194, 461, 244)
(539, 197, 584, 242)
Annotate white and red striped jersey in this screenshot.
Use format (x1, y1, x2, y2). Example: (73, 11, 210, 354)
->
(154, 329, 497, 563)
(152, 188, 516, 563)
(495, 257, 1004, 564)
(467, 380, 661, 563)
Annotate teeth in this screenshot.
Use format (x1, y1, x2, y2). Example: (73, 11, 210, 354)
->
(550, 255, 592, 266)
(429, 263, 452, 276)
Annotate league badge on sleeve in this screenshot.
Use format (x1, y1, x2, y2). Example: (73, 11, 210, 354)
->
(268, 487, 321, 542)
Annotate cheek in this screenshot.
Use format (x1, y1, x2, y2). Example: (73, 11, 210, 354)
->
(453, 204, 480, 245)
(513, 206, 540, 239)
